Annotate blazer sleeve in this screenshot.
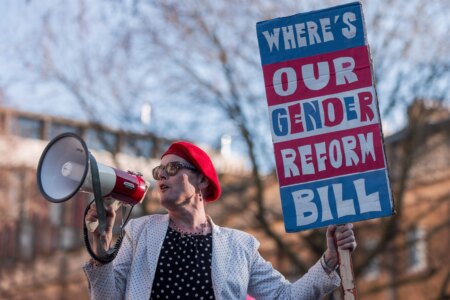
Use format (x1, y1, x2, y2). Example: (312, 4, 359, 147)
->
(247, 239, 340, 300)
(83, 220, 136, 300)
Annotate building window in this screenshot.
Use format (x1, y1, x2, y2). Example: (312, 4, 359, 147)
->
(363, 239, 380, 280)
(406, 227, 427, 272)
(19, 219, 35, 260)
(12, 116, 43, 139)
(49, 203, 62, 226)
(86, 129, 118, 153)
(59, 226, 77, 250)
(49, 122, 81, 140)
(156, 140, 173, 157)
(121, 136, 153, 158)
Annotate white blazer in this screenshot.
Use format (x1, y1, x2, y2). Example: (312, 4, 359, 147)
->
(83, 214, 340, 300)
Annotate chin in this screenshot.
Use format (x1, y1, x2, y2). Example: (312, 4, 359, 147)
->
(160, 195, 178, 209)
(160, 196, 171, 207)
(161, 194, 191, 210)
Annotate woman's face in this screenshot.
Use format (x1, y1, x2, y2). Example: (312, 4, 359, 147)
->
(156, 154, 199, 209)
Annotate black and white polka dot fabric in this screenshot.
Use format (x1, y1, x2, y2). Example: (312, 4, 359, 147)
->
(83, 214, 340, 300)
(150, 227, 215, 299)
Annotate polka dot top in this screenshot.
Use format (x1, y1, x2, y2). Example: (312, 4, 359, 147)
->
(150, 226, 215, 300)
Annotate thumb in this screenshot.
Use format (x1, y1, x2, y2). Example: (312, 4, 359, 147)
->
(327, 224, 337, 237)
(326, 225, 337, 251)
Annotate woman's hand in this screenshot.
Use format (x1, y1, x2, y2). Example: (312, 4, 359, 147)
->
(85, 201, 117, 256)
(323, 223, 357, 270)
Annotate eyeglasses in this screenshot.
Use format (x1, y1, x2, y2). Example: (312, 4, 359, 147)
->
(152, 161, 197, 180)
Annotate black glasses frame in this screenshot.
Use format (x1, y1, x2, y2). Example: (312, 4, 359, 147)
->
(152, 161, 197, 180)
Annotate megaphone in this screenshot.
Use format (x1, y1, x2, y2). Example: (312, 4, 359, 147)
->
(37, 132, 150, 263)
(37, 132, 149, 206)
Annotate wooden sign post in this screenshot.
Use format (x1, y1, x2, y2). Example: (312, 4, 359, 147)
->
(337, 225, 357, 299)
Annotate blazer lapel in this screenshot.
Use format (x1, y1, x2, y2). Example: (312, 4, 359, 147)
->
(147, 214, 169, 279)
(210, 218, 231, 300)
(135, 214, 169, 300)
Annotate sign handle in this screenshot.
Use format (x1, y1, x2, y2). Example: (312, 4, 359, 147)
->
(337, 225, 357, 300)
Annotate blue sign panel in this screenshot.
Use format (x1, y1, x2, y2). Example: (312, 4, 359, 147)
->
(257, 2, 365, 65)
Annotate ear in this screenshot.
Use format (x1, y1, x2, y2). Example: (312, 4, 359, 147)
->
(197, 174, 209, 191)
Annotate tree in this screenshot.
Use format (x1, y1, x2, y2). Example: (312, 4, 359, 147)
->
(1, 0, 449, 299)
(117, 2, 450, 299)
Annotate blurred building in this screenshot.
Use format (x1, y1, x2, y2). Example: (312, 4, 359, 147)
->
(1, 100, 449, 300)
(355, 100, 450, 300)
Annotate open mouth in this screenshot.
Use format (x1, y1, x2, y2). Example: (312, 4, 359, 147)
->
(159, 184, 169, 192)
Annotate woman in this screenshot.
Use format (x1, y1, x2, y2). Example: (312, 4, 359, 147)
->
(84, 141, 356, 300)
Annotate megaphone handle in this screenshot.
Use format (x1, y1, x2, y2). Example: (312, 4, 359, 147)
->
(83, 199, 127, 264)
(86, 196, 122, 233)
(83, 153, 126, 264)
(89, 153, 108, 235)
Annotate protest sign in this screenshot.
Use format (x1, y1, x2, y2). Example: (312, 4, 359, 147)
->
(256, 2, 394, 232)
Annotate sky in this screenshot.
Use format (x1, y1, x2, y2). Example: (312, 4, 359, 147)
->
(0, 0, 449, 157)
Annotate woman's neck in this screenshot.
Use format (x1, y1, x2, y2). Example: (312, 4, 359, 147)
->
(168, 206, 211, 235)
(169, 209, 206, 225)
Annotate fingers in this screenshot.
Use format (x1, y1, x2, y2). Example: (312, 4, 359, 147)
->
(104, 203, 117, 217)
(86, 202, 116, 218)
(326, 224, 337, 238)
(338, 241, 357, 252)
(85, 204, 98, 222)
(337, 223, 353, 231)
(85, 201, 117, 236)
(337, 227, 353, 240)
(85, 200, 120, 255)
(326, 225, 337, 251)
(337, 236, 355, 248)
(336, 223, 357, 251)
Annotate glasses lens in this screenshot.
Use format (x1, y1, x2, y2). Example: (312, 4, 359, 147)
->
(165, 162, 180, 176)
(152, 166, 162, 180)
(153, 162, 193, 180)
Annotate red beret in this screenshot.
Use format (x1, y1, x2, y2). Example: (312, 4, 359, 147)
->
(161, 141, 221, 202)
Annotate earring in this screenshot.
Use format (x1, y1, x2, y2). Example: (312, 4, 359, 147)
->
(199, 190, 204, 202)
